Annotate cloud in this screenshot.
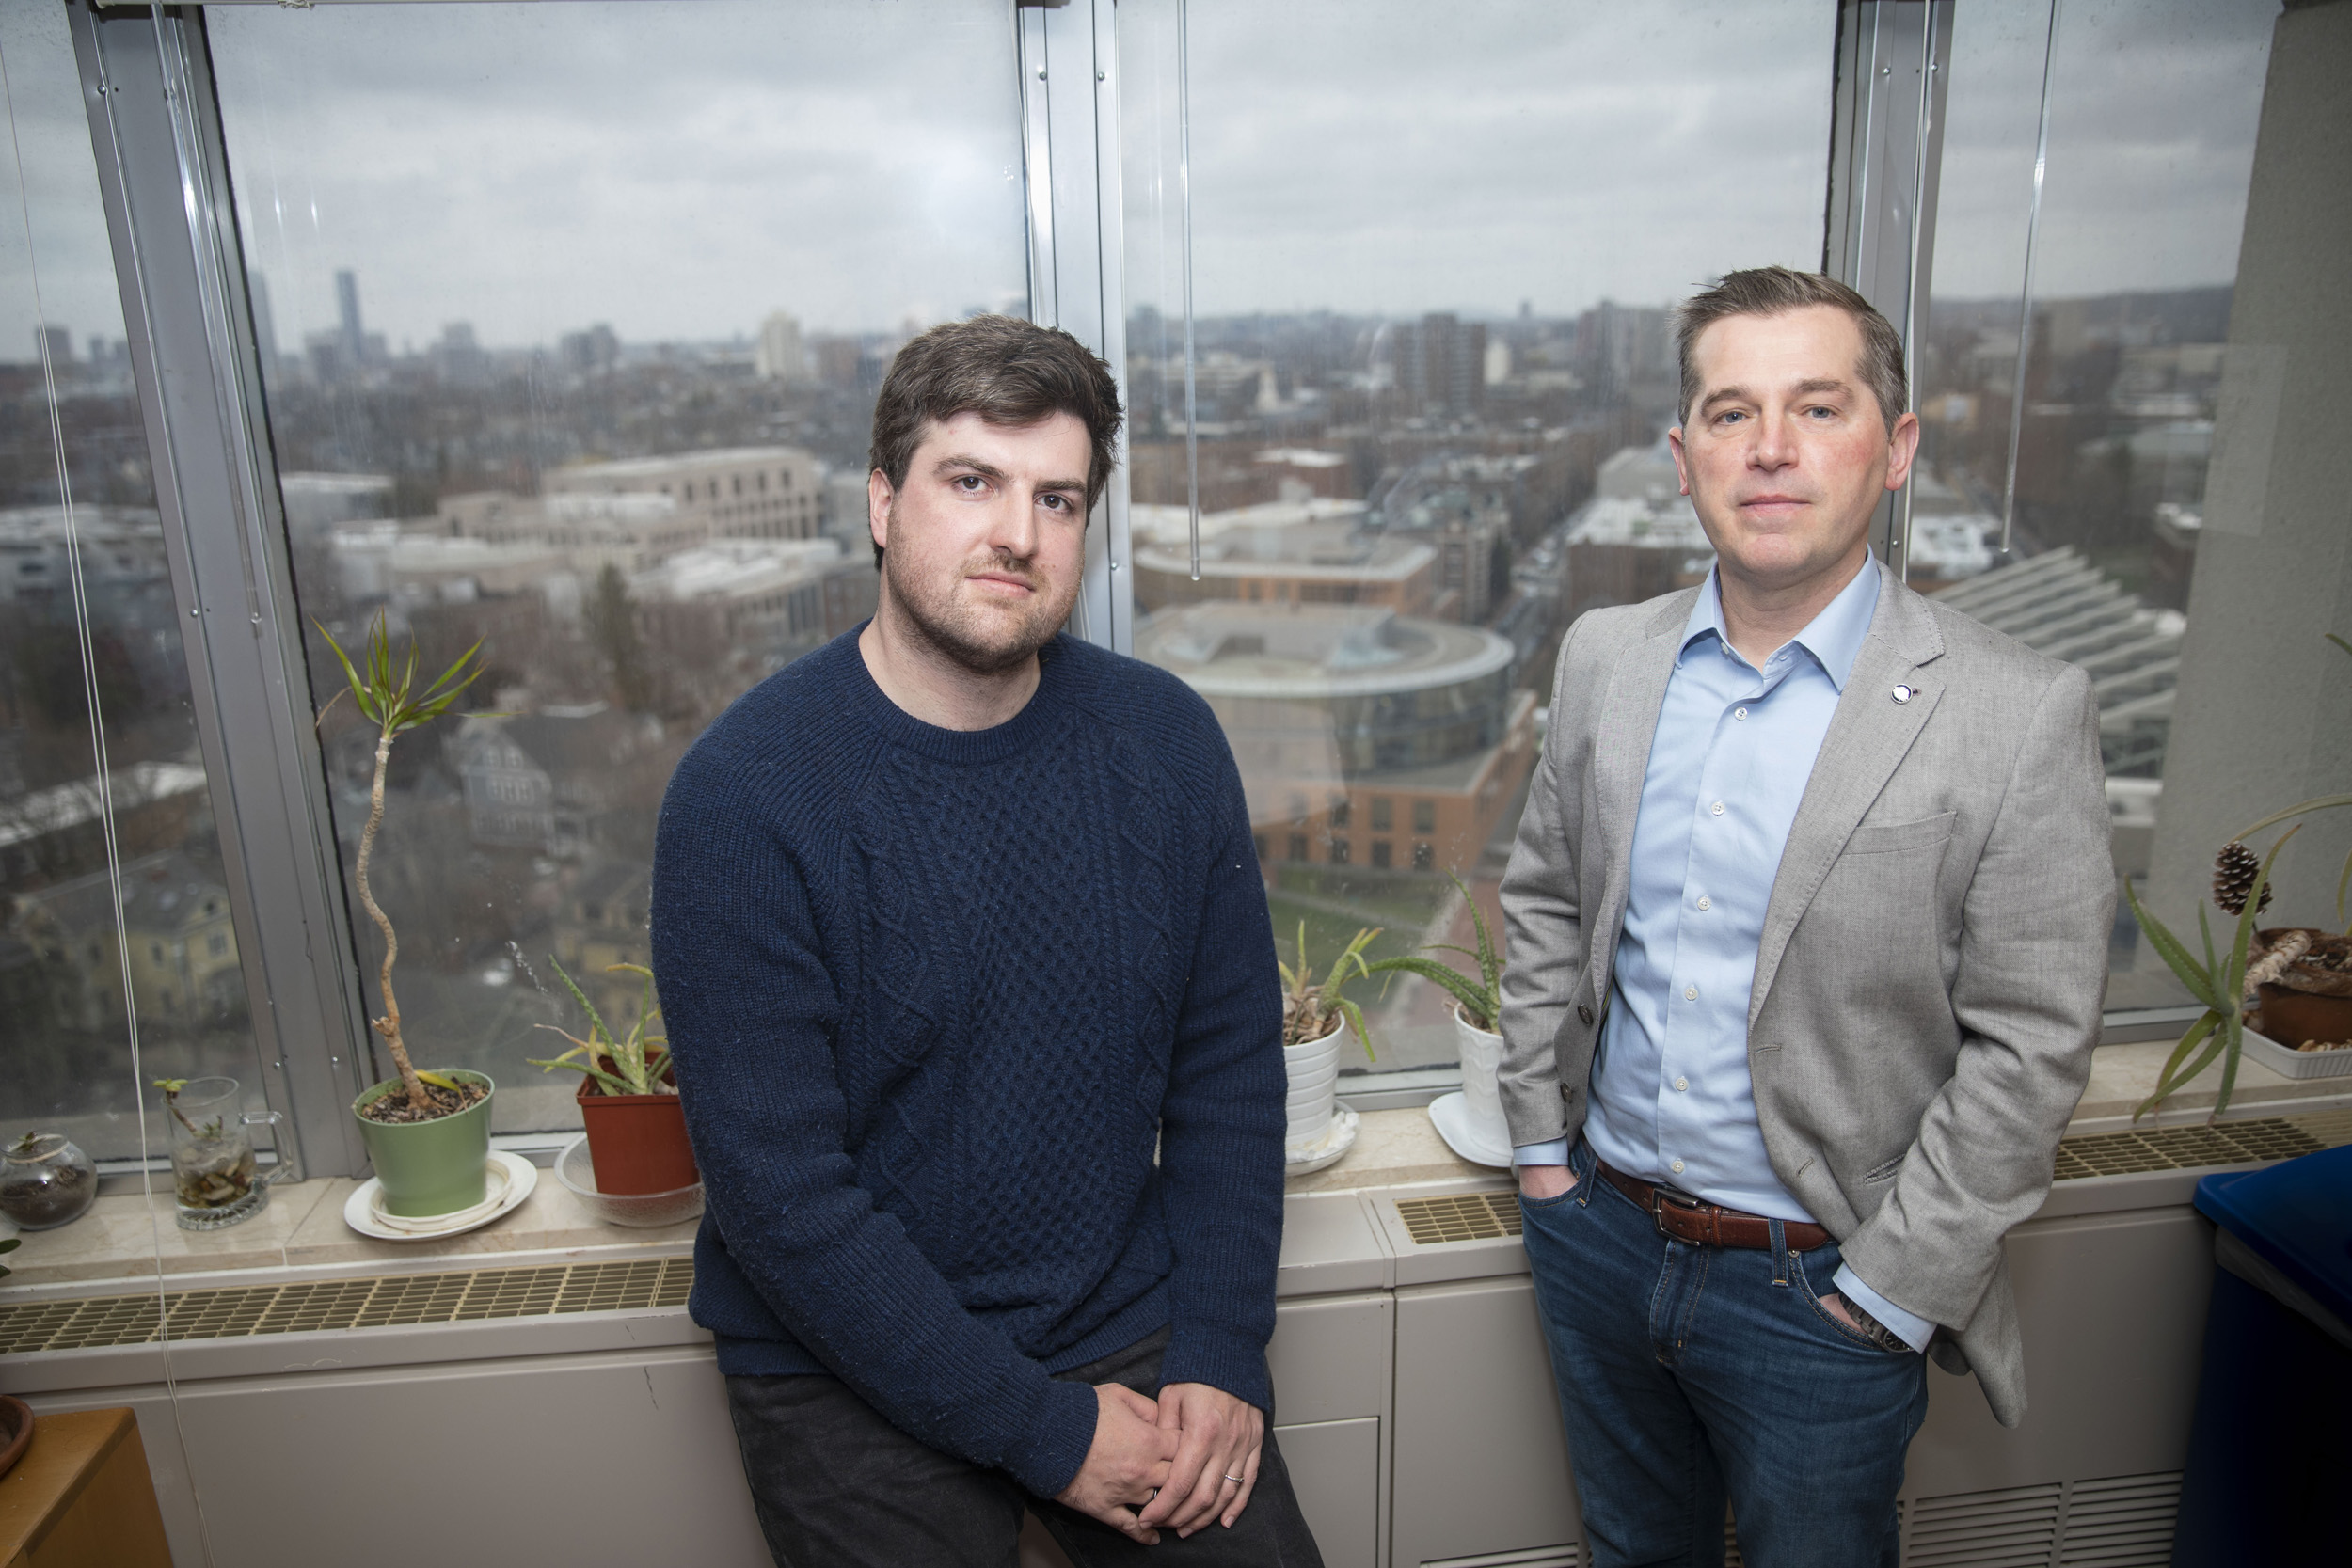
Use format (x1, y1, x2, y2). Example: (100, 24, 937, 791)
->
(1, 0, 2280, 362)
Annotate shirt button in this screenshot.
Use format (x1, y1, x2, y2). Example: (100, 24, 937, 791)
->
(1674, 1077, 1689, 1092)
(1670, 1159, 1686, 1175)
(1734, 707, 1748, 721)
(1696, 895, 1711, 911)
(1684, 986, 1698, 1001)
(1710, 801, 1725, 816)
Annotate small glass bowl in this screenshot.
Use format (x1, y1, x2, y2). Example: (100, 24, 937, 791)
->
(553, 1134, 704, 1228)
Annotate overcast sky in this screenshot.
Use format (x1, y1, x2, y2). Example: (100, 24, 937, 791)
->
(1, 0, 2280, 359)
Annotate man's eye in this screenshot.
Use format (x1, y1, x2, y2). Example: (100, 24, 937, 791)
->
(1715, 410, 1746, 426)
(954, 475, 985, 491)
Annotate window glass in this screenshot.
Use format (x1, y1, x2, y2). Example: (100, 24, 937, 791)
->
(1916, 0, 2276, 1008)
(0, 4, 271, 1171)
(209, 1, 1027, 1131)
(1120, 0, 1836, 1070)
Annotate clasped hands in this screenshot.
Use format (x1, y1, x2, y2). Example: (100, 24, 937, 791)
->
(1056, 1380, 1263, 1544)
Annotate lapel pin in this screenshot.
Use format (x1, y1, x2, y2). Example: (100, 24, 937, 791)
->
(1891, 684, 1914, 704)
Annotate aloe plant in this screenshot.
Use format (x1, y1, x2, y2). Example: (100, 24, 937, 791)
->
(527, 959, 672, 1097)
(2123, 630, 2352, 1120)
(2125, 830, 2295, 1122)
(315, 611, 489, 1113)
(1367, 871, 1502, 1032)
(1279, 922, 1380, 1060)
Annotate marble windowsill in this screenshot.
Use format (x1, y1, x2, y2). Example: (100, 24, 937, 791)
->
(3, 1040, 2344, 1293)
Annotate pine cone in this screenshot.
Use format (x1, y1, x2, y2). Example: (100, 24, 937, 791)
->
(2213, 841, 2272, 916)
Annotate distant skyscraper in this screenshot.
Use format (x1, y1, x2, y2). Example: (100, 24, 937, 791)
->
(248, 270, 281, 371)
(755, 311, 808, 384)
(335, 269, 365, 365)
(1393, 313, 1486, 418)
(35, 325, 71, 366)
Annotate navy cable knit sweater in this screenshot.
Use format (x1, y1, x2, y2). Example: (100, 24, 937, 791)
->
(649, 627, 1286, 1500)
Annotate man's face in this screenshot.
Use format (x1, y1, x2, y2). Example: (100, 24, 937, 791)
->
(867, 410, 1093, 674)
(1668, 304, 1919, 597)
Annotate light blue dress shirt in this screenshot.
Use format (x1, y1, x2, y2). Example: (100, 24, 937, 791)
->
(1514, 556, 1933, 1352)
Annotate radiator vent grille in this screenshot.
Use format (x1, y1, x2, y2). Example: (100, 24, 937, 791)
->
(2050, 1117, 2325, 1180)
(2054, 1472, 2181, 1566)
(1419, 1545, 1581, 1567)
(1394, 1191, 1522, 1245)
(1907, 1481, 2063, 1566)
(0, 1258, 692, 1356)
(1900, 1472, 2181, 1567)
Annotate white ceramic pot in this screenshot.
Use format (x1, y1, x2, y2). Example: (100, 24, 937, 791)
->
(1282, 1015, 1350, 1142)
(1453, 1005, 1511, 1153)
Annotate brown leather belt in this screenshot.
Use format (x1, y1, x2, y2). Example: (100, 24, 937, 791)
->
(1596, 1159, 1830, 1252)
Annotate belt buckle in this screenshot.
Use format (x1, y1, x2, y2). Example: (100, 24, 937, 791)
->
(1648, 1183, 1705, 1243)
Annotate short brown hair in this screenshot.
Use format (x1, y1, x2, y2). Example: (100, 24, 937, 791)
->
(1675, 268, 1906, 432)
(866, 315, 1122, 565)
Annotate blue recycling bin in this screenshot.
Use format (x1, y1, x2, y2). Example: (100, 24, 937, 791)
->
(2170, 1142, 2352, 1567)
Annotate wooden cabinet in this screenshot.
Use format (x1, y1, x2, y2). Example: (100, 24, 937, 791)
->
(0, 1408, 172, 1568)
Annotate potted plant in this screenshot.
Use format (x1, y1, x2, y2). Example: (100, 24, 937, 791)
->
(317, 612, 498, 1217)
(528, 958, 698, 1195)
(1278, 922, 1379, 1145)
(1369, 872, 1511, 1163)
(2127, 634, 2352, 1117)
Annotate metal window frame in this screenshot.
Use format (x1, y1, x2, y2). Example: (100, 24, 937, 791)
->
(1824, 0, 1952, 583)
(69, 1, 373, 1180)
(1019, 0, 1133, 656)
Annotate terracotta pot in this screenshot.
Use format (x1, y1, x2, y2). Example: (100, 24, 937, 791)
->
(576, 1069, 698, 1195)
(0, 1395, 32, 1479)
(2255, 986, 2352, 1051)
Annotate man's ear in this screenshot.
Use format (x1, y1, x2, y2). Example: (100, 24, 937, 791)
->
(866, 467, 893, 553)
(1666, 426, 1692, 497)
(1883, 411, 1921, 494)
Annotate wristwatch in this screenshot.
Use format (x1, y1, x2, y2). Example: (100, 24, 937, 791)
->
(1840, 1294, 1915, 1354)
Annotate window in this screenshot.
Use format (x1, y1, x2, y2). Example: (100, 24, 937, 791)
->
(208, 0, 1026, 1132)
(1329, 838, 1351, 866)
(1371, 797, 1392, 832)
(1288, 833, 1311, 863)
(1413, 842, 1435, 872)
(1327, 794, 1351, 830)
(0, 5, 272, 1166)
(1412, 800, 1438, 836)
(1372, 840, 1392, 870)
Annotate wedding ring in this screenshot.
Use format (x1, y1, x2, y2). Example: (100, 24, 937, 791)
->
(1223, 1472, 1245, 1483)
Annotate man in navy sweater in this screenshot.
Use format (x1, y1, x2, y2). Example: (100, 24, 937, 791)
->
(652, 316, 1318, 1565)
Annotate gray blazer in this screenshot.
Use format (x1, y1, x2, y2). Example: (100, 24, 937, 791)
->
(1498, 561, 2113, 1426)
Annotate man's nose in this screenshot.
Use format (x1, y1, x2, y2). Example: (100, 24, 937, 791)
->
(988, 489, 1040, 558)
(1748, 413, 1797, 470)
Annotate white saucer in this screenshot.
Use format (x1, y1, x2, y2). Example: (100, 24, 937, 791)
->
(344, 1150, 538, 1241)
(1285, 1103, 1359, 1175)
(1427, 1092, 1514, 1168)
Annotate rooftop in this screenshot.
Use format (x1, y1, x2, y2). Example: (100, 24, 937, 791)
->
(1136, 602, 1512, 700)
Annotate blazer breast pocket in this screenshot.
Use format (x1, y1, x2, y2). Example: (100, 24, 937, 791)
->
(1842, 811, 1957, 856)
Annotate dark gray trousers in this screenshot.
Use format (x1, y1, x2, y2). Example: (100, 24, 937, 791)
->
(724, 1326, 1325, 1568)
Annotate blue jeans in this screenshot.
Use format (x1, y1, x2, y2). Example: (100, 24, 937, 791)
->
(1519, 1140, 1928, 1568)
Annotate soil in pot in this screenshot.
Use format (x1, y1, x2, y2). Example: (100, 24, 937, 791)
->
(357, 1078, 488, 1125)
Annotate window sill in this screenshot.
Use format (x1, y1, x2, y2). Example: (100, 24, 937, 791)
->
(5, 1040, 2344, 1295)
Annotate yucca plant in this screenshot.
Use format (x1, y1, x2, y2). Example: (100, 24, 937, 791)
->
(1279, 921, 1380, 1060)
(1367, 871, 1502, 1032)
(527, 959, 672, 1097)
(315, 611, 489, 1114)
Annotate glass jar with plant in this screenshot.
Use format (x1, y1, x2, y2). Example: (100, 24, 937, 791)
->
(0, 1132, 98, 1232)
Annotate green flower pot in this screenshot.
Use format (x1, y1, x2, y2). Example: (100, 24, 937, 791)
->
(352, 1069, 495, 1217)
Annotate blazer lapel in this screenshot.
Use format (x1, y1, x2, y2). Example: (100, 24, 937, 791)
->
(1591, 592, 1696, 991)
(1749, 566, 1947, 1025)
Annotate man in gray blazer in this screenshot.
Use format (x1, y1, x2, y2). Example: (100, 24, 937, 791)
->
(1500, 267, 2113, 1567)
